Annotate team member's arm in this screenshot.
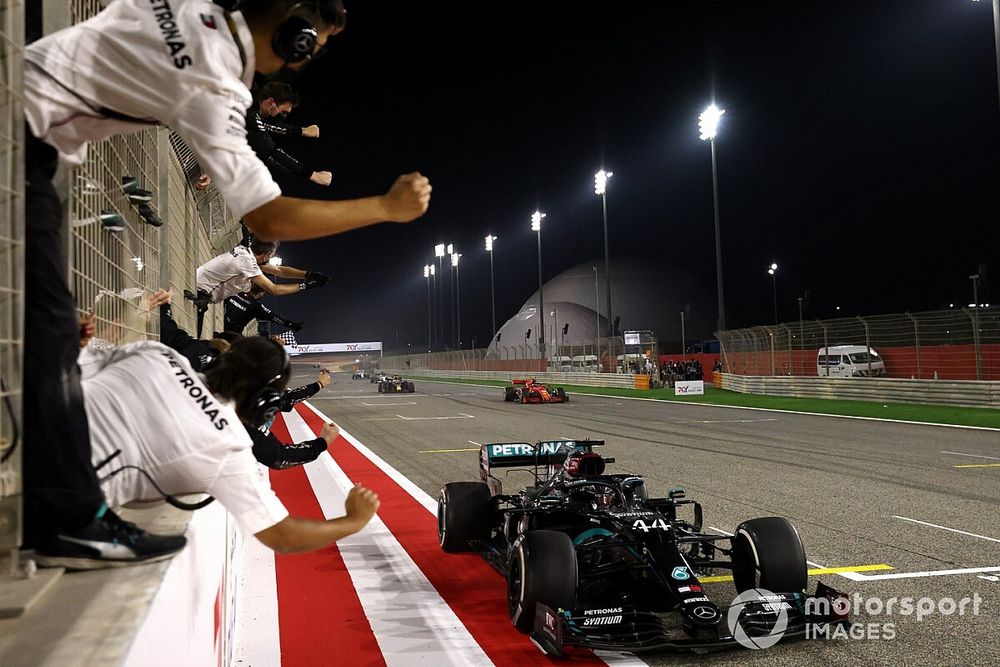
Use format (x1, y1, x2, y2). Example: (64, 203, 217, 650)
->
(255, 485, 380, 554)
(260, 264, 307, 280)
(178, 91, 431, 244)
(279, 370, 330, 411)
(254, 301, 303, 333)
(243, 173, 430, 242)
(249, 273, 325, 296)
(249, 422, 335, 469)
(151, 290, 198, 351)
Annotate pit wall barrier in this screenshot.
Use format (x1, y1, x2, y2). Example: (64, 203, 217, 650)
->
(386, 369, 639, 389)
(122, 503, 241, 667)
(720, 373, 1000, 409)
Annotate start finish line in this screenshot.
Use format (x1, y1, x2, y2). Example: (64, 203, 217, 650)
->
(284, 341, 383, 356)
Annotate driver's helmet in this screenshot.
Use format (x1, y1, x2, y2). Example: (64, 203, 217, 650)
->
(563, 451, 606, 478)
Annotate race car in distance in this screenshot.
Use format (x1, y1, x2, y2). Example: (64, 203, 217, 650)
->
(352, 369, 367, 380)
(378, 375, 415, 393)
(371, 371, 387, 384)
(437, 439, 849, 655)
(503, 377, 568, 404)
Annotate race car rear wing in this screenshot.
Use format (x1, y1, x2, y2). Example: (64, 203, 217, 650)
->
(479, 440, 609, 492)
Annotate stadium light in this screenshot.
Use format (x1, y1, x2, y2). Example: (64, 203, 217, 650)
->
(452, 252, 463, 347)
(595, 169, 614, 347)
(699, 103, 727, 331)
(447, 243, 454, 255)
(767, 262, 778, 325)
(423, 265, 432, 350)
(531, 211, 547, 359)
(698, 104, 725, 140)
(594, 169, 613, 196)
(486, 235, 498, 347)
(434, 245, 447, 348)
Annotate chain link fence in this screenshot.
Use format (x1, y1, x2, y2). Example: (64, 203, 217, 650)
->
(0, 0, 245, 556)
(717, 308, 1000, 381)
(0, 0, 24, 556)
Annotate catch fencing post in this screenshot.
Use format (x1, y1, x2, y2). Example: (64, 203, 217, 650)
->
(857, 316, 872, 377)
(905, 312, 921, 379)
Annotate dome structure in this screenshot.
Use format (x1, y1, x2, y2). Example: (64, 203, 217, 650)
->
(492, 258, 713, 348)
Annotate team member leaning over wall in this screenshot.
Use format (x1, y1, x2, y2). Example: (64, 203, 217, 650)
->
(153, 289, 337, 472)
(42, 336, 380, 569)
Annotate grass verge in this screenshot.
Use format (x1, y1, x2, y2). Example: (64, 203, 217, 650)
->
(406, 375, 1000, 429)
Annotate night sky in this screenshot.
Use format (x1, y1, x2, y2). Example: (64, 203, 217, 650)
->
(262, 1, 1000, 351)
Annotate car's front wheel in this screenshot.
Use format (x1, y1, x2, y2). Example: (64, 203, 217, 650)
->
(438, 482, 492, 553)
(731, 517, 807, 593)
(507, 530, 577, 631)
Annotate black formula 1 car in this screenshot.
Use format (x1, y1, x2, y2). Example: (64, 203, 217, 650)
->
(437, 440, 849, 655)
(378, 375, 415, 393)
(503, 377, 569, 404)
(352, 370, 367, 380)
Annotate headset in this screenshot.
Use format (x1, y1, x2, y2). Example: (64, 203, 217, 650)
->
(213, 1, 331, 64)
(239, 343, 292, 428)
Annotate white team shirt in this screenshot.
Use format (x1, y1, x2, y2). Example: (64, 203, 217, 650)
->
(80, 341, 289, 536)
(196, 245, 263, 303)
(24, 0, 281, 218)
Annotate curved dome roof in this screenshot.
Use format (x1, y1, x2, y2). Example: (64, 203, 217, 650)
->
(494, 258, 713, 346)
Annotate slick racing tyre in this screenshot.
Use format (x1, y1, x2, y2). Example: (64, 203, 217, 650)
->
(503, 386, 516, 402)
(377, 382, 384, 393)
(731, 517, 808, 594)
(507, 530, 577, 631)
(556, 387, 568, 401)
(405, 382, 415, 393)
(438, 482, 492, 553)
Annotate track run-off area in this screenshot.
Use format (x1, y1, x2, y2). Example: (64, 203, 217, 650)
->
(238, 365, 1000, 667)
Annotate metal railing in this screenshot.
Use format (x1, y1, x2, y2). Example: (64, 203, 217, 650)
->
(0, 0, 24, 558)
(717, 308, 1000, 381)
(383, 336, 659, 374)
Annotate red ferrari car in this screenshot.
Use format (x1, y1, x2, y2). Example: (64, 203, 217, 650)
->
(503, 377, 569, 404)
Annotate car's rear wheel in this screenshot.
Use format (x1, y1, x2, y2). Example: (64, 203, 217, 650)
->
(731, 517, 807, 593)
(377, 383, 384, 393)
(556, 387, 568, 401)
(438, 482, 492, 553)
(504, 386, 516, 402)
(405, 382, 415, 392)
(507, 530, 577, 631)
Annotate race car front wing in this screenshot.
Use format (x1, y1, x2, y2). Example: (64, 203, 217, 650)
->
(530, 582, 850, 656)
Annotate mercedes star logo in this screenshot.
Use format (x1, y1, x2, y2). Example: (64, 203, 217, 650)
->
(692, 605, 718, 620)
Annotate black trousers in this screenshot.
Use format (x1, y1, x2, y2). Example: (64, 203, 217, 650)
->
(21, 130, 105, 544)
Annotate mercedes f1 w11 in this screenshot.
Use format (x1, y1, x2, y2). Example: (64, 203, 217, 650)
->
(437, 439, 849, 655)
(503, 377, 569, 404)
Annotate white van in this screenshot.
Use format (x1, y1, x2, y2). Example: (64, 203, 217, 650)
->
(817, 345, 885, 378)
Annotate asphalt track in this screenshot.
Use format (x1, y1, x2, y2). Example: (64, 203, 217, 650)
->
(297, 363, 1000, 666)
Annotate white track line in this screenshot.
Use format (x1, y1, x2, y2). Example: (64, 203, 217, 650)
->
(849, 566, 1000, 582)
(941, 451, 1000, 461)
(891, 516, 1000, 544)
(397, 413, 475, 421)
(283, 409, 493, 667)
(406, 379, 1000, 432)
(361, 401, 418, 406)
